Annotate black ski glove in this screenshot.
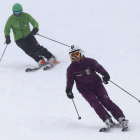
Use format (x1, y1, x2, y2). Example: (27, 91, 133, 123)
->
(66, 88, 74, 99)
(5, 36, 11, 44)
(102, 71, 110, 84)
(31, 28, 39, 35)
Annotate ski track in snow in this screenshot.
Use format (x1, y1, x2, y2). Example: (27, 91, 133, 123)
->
(0, 0, 140, 140)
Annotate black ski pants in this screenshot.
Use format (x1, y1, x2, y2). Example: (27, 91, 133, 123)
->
(16, 34, 52, 62)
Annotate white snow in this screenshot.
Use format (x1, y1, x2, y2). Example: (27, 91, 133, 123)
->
(0, 0, 140, 140)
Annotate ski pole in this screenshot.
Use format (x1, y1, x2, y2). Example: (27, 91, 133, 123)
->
(109, 80, 140, 103)
(0, 44, 8, 62)
(37, 34, 70, 47)
(72, 99, 81, 120)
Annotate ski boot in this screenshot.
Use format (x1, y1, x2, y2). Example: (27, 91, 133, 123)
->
(38, 59, 46, 67)
(105, 118, 115, 128)
(46, 55, 58, 68)
(99, 118, 115, 132)
(118, 117, 128, 131)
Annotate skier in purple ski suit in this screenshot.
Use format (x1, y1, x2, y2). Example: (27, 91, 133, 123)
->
(66, 45, 128, 129)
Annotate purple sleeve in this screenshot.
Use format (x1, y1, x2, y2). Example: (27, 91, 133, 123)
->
(66, 66, 74, 89)
(90, 58, 107, 75)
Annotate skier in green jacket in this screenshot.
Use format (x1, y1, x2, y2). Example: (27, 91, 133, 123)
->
(4, 3, 58, 67)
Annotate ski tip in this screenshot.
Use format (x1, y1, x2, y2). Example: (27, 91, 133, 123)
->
(25, 68, 31, 72)
(43, 66, 49, 70)
(99, 128, 108, 132)
(25, 67, 41, 72)
(122, 127, 128, 131)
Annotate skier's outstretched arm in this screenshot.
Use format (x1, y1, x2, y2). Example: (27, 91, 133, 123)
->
(27, 13, 39, 35)
(27, 13, 39, 29)
(4, 18, 11, 44)
(90, 59, 106, 74)
(66, 67, 74, 99)
(90, 59, 110, 84)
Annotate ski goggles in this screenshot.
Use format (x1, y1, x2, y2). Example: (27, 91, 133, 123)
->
(13, 11, 22, 15)
(70, 51, 81, 58)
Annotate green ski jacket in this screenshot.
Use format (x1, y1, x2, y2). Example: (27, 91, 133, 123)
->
(4, 12, 39, 41)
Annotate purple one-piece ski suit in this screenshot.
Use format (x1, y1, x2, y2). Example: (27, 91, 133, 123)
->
(66, 56, 125, 122)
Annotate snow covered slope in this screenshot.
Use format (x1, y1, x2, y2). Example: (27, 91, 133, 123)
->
(0, 0, 140, 140)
